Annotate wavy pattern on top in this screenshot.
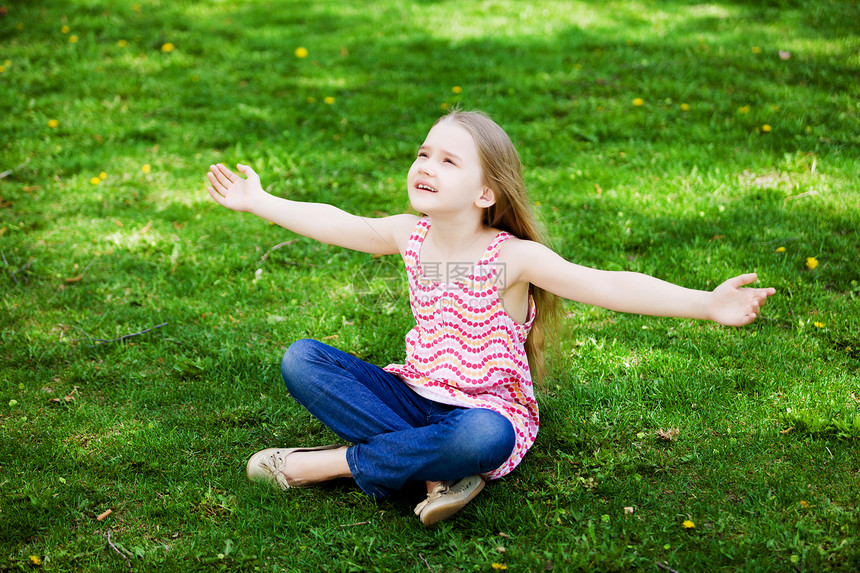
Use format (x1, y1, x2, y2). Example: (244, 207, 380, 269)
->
(385, 217, 538, 480)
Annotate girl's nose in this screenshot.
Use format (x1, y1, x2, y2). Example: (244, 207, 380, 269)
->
(418, 160, 435, 176)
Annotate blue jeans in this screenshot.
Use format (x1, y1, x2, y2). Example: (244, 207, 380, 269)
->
(280, 339, 516, 500)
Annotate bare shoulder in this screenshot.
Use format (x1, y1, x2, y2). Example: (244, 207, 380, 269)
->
(498, 236, 555, 260)
(364, 213, 420, 254)
(496, 237, 557, 284)
(388, 213, 421, 234)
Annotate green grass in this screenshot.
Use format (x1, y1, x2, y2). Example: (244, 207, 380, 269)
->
(2, 0, 859, 571)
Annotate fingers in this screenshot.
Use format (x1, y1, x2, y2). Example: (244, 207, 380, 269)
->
(727, 272, 758, 289)
(209, 164, 236, 189)
(237, 163, 261, 185)
(206, 170, 227, 196)
(206, 184, 226, 204)
(215, 163, 238, 182)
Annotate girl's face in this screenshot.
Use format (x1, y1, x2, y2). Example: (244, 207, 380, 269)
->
(407, 121, 492, 217)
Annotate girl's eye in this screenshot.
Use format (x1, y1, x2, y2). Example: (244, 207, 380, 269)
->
(444, 158, 455, 165)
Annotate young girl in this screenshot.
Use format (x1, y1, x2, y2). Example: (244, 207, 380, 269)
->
(206, 110, 775, 526)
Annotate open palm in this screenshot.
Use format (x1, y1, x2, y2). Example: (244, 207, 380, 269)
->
(206, 163, 264, 213)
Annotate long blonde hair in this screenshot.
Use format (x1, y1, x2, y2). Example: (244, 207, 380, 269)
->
(436, 110, 559, 386)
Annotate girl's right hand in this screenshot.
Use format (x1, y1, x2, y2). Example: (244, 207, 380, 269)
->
(206, 163, 265, 213)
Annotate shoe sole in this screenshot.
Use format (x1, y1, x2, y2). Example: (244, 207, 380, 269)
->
(420, 477, 485, 526)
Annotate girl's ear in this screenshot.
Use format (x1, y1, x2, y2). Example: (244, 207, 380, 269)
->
(475, 186, 496, 208)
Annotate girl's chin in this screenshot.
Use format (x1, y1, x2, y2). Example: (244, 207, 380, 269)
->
(407, 194, 433, 210)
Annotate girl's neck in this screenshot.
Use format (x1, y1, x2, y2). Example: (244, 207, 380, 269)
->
(425, 214, 492, 260)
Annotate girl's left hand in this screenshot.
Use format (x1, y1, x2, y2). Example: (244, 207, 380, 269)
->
(708, 273, 776, 326)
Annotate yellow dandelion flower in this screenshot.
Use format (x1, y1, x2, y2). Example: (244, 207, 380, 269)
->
(142, 164, 151, 174)
(752, 46, 761, 54)
(441, 102, 449, 110)
(806, 257, 818, 270)
(491, 564, 508, 571)
(99, 172, 107, 180)
(738, 105, 750, 114)
(682, 520, 695, 529)
(90, 177, 101, 185)
(680, 103, 690, 111)
(633, 98, 644, 107)
(161, 43, 174, 53)
(3, 60, 9, 66)
(324, 96, 335, 105)
(306, 96, 316, 104)
(452, 86, 463, 94)
(800, 500, 810, 507)
(118, 39, 128, 47)
(61, 25, 70, 34)
(761, 124, 772, 133)
(48, 119, 59, 128)
(295, 47, 308, 58)
(0, 66, 6, 73)
(30, 556, 41, 566)
(69, 35, 79, 43)
(776, 246, 785, 253)
(813, 322, 824, 328)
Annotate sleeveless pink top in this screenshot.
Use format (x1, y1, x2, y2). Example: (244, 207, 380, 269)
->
(384, 217, 538, 479)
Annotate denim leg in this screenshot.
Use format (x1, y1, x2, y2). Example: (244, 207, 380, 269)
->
(280, 339, 516, 500)
(281, 339, 435, 440)
(349, 406, 516, 499)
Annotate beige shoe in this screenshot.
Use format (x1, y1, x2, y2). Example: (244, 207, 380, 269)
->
(413, 475, 485, 526)
(246, 445, 342, 490)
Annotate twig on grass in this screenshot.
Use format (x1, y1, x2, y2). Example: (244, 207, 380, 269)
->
(64, 258, 98, 283)
(9, 260, 32, 285)
(339, 521, 370, 527)
(784, 190, 819, 204)
(656, 562, 681, 573)
(419, 553, 434, 572)
(73, 322, 168, 347)
(0, 161, 28, 180)
(258, 239, 297, 267)
(106, 531, 133, 573)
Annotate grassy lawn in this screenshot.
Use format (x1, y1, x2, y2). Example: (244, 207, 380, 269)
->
(2, 0, 859, 571)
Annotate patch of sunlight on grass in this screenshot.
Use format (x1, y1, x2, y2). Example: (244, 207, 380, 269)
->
(103, 226, 173, 252)
(294, 75, 349, 89)
(417, 1, 603, 41)
(687, 3, 735, 19)
(149, 186, 211, 209)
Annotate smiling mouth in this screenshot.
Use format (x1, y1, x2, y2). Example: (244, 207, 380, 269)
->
(416, 183, 437, 193)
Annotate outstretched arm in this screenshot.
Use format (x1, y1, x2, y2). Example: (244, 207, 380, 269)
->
(206, 163, 414, 255)
(506, 241, 776, 326)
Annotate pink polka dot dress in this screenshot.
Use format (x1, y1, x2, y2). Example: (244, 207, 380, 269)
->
(385, 217, 538, 479)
